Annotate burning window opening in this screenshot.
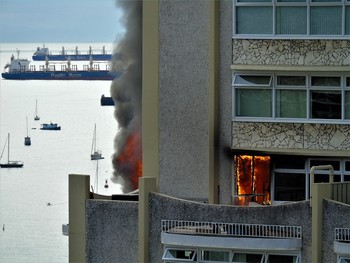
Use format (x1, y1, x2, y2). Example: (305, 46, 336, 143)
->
(233, 155, 271, 206)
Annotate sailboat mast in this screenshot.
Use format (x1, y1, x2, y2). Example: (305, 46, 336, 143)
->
(7, 133, 10, 163)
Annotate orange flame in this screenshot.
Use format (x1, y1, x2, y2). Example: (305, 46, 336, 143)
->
(115, 130, 142, 190)
(235, 155, 271, 205)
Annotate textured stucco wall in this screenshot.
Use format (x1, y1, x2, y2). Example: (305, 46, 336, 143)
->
(86, 200, 138, 263)
(323, 200, 350, 263)
(159, 0, 210, 200)
(232, 122, 350, 152)
(233, 39, 350, 66)
(148, 193, 312, 263)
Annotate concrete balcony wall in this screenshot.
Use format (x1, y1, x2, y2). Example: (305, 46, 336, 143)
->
(85, 200, 138, 263)
(148, 193, 312, 263)
(323, 200, 350, 263)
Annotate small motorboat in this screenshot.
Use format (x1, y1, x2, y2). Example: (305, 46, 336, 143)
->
(40, 122, 61, 130)
(104, 179, 109, 188)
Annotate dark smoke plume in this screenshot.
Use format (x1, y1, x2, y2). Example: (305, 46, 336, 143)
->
(110, 0, 142, 193)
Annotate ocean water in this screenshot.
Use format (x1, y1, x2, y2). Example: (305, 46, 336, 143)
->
(0, 43, 122, 262)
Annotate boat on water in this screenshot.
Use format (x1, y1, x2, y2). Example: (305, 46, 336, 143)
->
(91, 124, 104, 160)
(34, 99, 40, 121)
(0, 133, 24, 168)
(32, 45, 113, 61)
(2, 52, 119, 81)
(24, 116, 31, 146)
(100, 94, 115, 106)
(41, 122, 61, 130)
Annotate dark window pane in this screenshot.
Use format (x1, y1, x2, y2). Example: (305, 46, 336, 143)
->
(275, 173, 305, 201)
(235, 75, 271, 85)
(310, 160, 340, 170)
(274, 156, 305, 169)
(311, 76, 341, 86)
(277, 76, 306, 86)
(311, 91, 341, 119)
(268, 254, 298, 263)
(346, 161, 350, 171)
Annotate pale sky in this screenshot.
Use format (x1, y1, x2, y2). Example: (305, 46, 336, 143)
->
(0, 0, 125, 43)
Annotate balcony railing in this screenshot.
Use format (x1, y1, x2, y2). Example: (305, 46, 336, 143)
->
(161, 220, 302, 239)
(335, 228, 350, 242)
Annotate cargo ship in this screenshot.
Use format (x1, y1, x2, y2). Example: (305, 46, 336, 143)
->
(32, 45, 113, 61)
(2, 53, 119, 81)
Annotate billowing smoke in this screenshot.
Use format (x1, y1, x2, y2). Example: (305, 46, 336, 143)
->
(110, 0, 142, 193)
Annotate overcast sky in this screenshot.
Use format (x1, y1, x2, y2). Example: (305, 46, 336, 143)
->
(0, 0, 125, 43)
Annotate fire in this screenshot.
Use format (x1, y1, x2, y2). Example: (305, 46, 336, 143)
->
(114, 129, 142, 190)
(234, 155, 271, 205)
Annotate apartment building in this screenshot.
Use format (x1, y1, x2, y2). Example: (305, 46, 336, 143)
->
(68, 1, 350, 262)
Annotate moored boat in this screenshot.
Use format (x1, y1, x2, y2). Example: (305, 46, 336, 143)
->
(41, 122, 61, 130)
(100, 94, 115, 106)
(0, 133, 24, 168)
(2, 52, 119, 81)
(32, 45, 113, 61)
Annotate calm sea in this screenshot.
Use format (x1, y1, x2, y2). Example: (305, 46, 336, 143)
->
(0, 43, 122, 262)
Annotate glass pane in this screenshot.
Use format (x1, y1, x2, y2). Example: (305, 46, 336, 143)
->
(274, 173, 305, 201)
(233, 253, 263, 263)
(344, 175, 350, 182)
(312, 0, 341, 2)
(346, 161, 350, 171)
(346, 91, 350, 119)
(347, 77, 350, 87)
(310, 90, 341, 119)
(273, 156, 305, 169)
(277, 76, 306, 86)
(310, 160, 340, 170)
(236, 7, 273, 34)
(201, 251, 230, 261)
(276, 90, 306, 118)
(346, 7, 350, 35)
(310, 7, 342, 35)
(165, 249, 195, 260)
(235, 75, 271, 85)
(311, 76, 341, 87)
(236, 89, 272, 117)
(277, 0, 305, 2)
(268, 255, 298, 263)
(276, 7, 307, 34)
(340, 258, 350, 263)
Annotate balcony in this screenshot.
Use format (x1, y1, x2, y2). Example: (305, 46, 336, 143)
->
(161, 220, 302, 251)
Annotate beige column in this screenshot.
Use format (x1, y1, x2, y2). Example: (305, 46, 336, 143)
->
(139, 0, 159, 262)
(69, 174, 90, 263)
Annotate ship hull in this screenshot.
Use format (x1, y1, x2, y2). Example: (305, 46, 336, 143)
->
(2, 71, 117, 80)
(32, 54, 112, 61)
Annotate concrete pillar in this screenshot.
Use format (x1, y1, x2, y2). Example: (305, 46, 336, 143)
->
(310, 165, 334, 263)
(140, 0, 159, 262)
(208, 0, 220, 204)
(69, 174, 90, 263)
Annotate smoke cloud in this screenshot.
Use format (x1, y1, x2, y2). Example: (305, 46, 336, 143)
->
(110, 0, 142, 193)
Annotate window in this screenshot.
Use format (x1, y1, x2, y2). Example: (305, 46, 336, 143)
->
(233, 0, 350, 38)
(233, 73, 350, 123)
(339, 257, 350, 263)
(163, 248, 197, 262)
(232, 252, 264, 263)
(267, 254, 299, 263)
(201, 250, 231, 262)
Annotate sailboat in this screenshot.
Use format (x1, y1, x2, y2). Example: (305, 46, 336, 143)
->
(90, 124, 104, 160)
(34, 99, 40, 121)
(24, 116, 31, 146)
(0, 133, 24, 168)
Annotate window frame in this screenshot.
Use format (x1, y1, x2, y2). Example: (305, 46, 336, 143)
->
(232, 72, 350, 124)
(233, 0, 350, 39)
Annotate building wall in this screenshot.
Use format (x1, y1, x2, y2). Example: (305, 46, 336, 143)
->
(148, 193, 312, 263)
(219, 0, 234, 204)
(85, 200, 138, 263)
(233, 39, 350, 66)
(323, 200, 350, 263)
(158, 0, 211, 201)
(232, 122, 350, 153)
